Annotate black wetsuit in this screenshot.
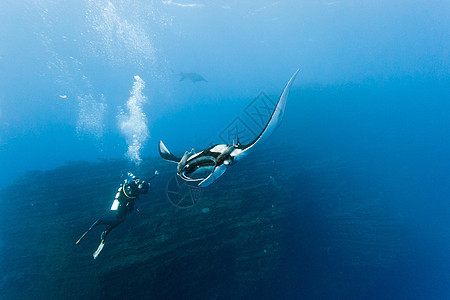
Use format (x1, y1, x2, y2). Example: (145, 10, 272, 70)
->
(76, 173, 151, 258)
(95, 179, 143, 242)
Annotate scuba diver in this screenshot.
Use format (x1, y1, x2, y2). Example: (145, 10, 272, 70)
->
(76, 171, 158, 259)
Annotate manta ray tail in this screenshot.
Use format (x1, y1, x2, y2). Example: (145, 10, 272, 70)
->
(159, 140, 181, 163)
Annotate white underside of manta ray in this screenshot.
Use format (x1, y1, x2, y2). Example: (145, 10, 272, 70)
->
(159, 69, 300, 187)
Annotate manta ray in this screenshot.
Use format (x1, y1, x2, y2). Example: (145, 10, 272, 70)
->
(160, 69, 300, 187)
(179, 72, 208, 83)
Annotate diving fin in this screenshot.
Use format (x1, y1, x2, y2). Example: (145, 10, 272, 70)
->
(198, 164, 228, 187)
(93, 240, 105, 259)
(76, 231, 89, 245)
(76, 220, 100, 245)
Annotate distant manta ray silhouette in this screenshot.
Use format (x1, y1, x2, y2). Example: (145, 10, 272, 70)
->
(159, 69, 300, 187)
(179, 72, 208, 83)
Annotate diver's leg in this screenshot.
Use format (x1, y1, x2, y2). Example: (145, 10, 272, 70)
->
(76, 213, 117, 244)
(93, 225, 111, 259)
(100, 218, 124, 242)
(93, 218, 125, 259)
(76, 219, 103, 244)
(100, 227, 112, 241)
(92, 209, 128, 259)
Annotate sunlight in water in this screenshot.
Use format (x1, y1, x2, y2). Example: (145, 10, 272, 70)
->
(76, 94, 107, 139)
(118, 75, 149, 165)
(86, 0, 155, 66)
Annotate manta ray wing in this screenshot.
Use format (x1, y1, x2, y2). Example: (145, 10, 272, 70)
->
(242, 69, 300, 152)
(159, 140, 181, 163)
(198, 164, 228, 187)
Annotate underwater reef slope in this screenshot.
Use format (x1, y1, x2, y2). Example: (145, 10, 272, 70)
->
(0, 142, 442, 299)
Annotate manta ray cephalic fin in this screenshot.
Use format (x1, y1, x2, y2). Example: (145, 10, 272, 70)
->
(198, 164, 228, 187)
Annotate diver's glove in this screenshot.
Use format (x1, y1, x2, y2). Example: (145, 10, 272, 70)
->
(148, 170, 159, 181)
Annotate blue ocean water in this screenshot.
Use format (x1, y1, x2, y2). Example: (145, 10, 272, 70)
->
(0, 1, 449, 298)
